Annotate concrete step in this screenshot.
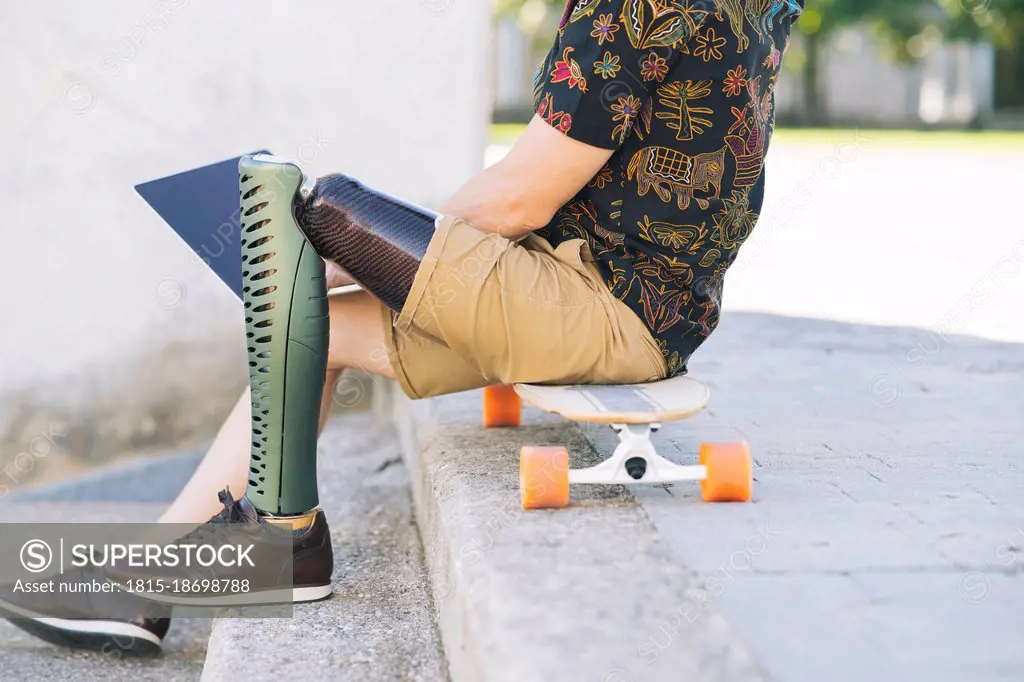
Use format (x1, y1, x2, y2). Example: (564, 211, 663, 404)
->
(0, 500, 209, 682)
(201, 411, 447, 682)
(389, 385, 762, 682)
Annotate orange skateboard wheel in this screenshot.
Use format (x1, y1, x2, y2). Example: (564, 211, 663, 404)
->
(699, 442, 753, 502)
(483, 384, 521, 427)
(520, 446, 570, 509)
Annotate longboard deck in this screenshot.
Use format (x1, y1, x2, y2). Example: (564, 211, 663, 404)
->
(514, 375, 710, 425)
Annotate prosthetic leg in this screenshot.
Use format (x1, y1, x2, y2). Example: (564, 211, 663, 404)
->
(238, 156, 328, 515)
(237, 154, 437, 516)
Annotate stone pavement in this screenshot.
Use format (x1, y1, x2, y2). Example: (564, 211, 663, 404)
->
(722, 133, 1024, 345)
(2, 317, 1019, 682)
(603, 312, 1024, 682)
(394, 388, 765, 682)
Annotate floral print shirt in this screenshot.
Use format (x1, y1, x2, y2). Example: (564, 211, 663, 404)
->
(533, 0, 803, 376)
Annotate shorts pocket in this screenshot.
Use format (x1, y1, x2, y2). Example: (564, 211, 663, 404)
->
(397, 215, 512, 335)
(551, 238, 605, 290)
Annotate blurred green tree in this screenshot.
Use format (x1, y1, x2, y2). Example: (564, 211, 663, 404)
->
(936, 0, 1024, 107)
(939, 0, 1023, 44)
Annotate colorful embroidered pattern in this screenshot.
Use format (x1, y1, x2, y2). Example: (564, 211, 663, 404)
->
(534, 0, 803, 375)
(550, 46, 589, 92)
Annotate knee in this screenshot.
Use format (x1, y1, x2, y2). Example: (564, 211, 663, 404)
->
(292, 173, 436, 314)
(293, 174, 358, 249)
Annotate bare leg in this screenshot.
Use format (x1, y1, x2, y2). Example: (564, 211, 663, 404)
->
(324, 292, 395, 376)
(158, 369, 341, 524)
(157, 291, 392, 525)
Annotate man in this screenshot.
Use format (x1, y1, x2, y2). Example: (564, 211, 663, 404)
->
(3, 0, 802, 654)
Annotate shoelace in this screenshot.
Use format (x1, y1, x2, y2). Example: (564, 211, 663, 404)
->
(212, 488, 248, 522)
(176, 488, 256, 546)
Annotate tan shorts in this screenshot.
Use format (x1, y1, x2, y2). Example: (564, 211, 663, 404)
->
(382, 215, 667, 399)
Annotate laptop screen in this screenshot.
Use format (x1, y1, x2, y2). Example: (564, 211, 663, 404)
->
(135, 151, 269, 301)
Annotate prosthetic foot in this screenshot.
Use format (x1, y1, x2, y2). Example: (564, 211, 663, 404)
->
(238, 155, 329, 516)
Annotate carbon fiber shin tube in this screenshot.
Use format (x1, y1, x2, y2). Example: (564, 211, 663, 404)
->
(293, 174, 437, 313)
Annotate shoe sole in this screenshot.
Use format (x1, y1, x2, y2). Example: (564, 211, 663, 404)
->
(0, 602, 162, 656)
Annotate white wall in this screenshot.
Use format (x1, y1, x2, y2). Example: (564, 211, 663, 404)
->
(0, 0, 490, 466)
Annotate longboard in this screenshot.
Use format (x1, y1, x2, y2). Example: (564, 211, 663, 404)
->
(481, 379, 752, 510)
(514, 375, 710, 424)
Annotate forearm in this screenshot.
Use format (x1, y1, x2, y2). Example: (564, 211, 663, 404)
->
(439, 116, 615, 240)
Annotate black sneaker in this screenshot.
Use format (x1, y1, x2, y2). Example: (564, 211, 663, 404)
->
(104, 488, 334, 606)
(0, 568, 170, 656)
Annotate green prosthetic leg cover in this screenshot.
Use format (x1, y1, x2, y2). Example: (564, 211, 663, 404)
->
(238, 155, 329, 516)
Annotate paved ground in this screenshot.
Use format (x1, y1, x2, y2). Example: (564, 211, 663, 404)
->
(590, 313, 1024, 682)
(725, 135, 1024, 345)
